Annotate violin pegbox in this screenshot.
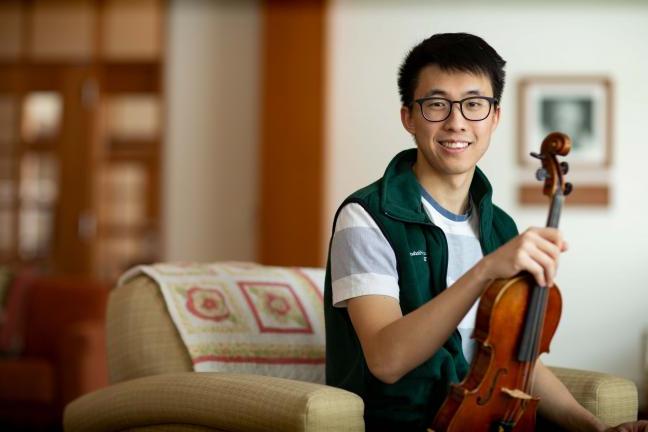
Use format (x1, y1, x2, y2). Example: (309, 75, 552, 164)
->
(530, 132, 572, 197)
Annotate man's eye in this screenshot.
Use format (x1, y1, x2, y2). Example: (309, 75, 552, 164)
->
(465, 100, 485, 109)
(426, 101, 447, 109)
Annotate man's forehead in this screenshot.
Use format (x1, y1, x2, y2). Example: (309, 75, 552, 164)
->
(421, 88, 485, 98)
(415, 65, 492, 97)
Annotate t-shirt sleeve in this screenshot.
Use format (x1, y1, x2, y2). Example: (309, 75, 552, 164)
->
(330, 202, 399, 307)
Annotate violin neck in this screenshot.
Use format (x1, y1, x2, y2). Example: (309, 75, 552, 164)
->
(517, 283, 548, 363)
(546, 190, 564, 229)
(517, 189, 564, 363)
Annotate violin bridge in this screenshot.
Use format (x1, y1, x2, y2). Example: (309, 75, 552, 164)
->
(501, 387, 533, 400)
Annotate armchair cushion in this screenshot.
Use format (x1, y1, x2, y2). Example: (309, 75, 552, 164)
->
(549, 366, 638, 426)
(125, 426, 224, 431)
(107, 274, 193, 383)
(64, 372, 364, 432)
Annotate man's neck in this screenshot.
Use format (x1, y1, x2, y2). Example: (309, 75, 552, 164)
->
(413, 161, 474, 215)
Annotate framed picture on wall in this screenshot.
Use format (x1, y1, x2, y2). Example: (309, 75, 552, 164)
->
(518, 76, 612, 168)
(517, 76, 613, 206)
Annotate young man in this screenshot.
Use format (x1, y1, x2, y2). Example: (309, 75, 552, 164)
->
(324, 33, 646, 432)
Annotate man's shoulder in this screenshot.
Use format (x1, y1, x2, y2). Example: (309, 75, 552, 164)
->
(331, 178, 386, 234)
(339, 178, 383, 210)
(347, 178, 382, 201)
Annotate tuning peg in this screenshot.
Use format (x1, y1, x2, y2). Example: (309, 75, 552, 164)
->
(564, 182, 573, 196)
(560, 161, 569, 175)
(530, 152, 545, 160)
(535, 168, 548, 181)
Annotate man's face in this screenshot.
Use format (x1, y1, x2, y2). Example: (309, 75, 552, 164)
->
(401, 64, 500, 181)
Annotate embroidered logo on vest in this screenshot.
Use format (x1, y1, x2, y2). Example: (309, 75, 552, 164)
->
(410, 250, 427, 262)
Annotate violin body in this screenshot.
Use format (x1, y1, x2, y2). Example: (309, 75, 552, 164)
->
(432, 274, 562, 431)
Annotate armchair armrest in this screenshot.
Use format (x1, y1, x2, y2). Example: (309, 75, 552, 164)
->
(64, 372, 364, 432)
(548, 366, 638, 426)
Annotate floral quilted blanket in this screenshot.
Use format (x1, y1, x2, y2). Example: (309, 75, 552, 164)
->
(119, 262, 326, 383)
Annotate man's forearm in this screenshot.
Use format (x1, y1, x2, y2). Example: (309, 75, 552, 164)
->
(534, 361, 606, 432)
(350, 259, 492, 383)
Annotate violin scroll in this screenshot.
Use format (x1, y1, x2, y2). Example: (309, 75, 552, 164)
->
(530, 132, 573, 198)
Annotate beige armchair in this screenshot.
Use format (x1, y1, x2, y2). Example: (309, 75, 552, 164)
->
(64, 268, 638, 432)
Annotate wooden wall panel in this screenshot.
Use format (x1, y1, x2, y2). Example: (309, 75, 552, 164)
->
(259, 0, 325, 266)
(519, 184, 609, 206)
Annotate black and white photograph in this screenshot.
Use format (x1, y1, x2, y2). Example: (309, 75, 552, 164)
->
(518, 76, 612, 168)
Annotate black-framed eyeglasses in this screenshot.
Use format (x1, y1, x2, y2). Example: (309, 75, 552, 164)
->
(413, 96, 498, 122)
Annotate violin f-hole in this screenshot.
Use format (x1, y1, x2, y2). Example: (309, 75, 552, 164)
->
(477, 368, 508, 405)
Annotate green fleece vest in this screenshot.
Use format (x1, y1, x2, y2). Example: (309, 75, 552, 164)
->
(324, 149, 519, 431)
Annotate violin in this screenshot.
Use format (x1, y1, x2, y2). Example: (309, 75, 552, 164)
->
(430, 132, 573, 432)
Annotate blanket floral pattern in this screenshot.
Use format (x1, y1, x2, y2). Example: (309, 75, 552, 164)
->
(119, 262, 326, 383)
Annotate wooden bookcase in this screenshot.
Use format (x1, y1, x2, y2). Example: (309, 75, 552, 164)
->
(0, 0, 165, 282)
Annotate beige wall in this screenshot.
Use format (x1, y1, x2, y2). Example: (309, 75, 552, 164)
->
(164, 0, 259, 262)
(326, 1, 648, 400)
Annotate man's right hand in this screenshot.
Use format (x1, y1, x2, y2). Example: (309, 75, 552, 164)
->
(481, 227, 568, 288)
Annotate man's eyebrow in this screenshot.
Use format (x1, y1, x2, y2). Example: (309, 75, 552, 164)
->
(421, 89, 485, 98)
(422, 89, 447, 97)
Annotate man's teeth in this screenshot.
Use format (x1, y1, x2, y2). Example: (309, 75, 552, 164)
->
(440, 141, 470, 149)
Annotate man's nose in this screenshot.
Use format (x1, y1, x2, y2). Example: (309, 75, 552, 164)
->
(444, 102, 467, 130)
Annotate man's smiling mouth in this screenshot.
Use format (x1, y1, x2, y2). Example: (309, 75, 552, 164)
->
(438, 140, 471, 149)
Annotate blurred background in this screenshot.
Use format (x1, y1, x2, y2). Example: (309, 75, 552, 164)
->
(1, 0, 647, 429)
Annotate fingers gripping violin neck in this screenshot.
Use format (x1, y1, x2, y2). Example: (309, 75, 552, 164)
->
(430, 132, 573, 432)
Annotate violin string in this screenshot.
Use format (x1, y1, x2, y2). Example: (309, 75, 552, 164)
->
(504, 281, 548, 426)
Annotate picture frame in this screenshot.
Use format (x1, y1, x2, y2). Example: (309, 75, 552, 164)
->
(517, 76, 613, 206)
(518, 76, 613, 168)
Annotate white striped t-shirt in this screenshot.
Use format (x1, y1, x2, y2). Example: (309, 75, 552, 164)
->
(330, 191, 483, 363)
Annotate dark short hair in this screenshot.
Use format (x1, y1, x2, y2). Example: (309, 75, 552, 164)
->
(397, 33, 506, 107)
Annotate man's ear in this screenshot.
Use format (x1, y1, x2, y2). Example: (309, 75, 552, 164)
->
(400, 105, 416, 135)
(491, 105, 501, 131)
